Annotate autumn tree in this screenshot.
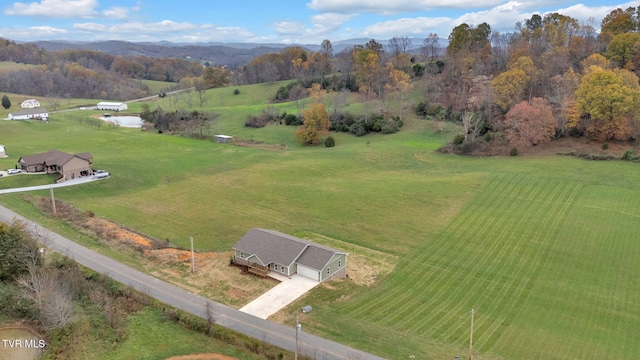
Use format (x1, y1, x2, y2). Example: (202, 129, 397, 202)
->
(505, 98, 556, 146)
(384, 64, 413, 119)
(203, 66, 231, 88)
(575, 66, 639, 140)
(491, 56, 535, 111)
(0, 221, 41, 282)
(606, 32, 640, 69)
(295, 103, 330, 145)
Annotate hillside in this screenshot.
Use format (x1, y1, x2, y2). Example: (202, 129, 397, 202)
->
(1, 79, 639, 359)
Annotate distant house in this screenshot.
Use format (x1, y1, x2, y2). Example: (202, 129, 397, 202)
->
(233, 228, 348, 282)
(96, 102, 127, 112)
(18, 150, 93, 182)
(0, 144, 6, 158)
(21, 99, 40, 108)
(8, 107, 49, 121)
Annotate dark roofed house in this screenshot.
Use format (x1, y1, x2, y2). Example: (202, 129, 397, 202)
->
(18, 150, 93, 182)
(233, 228, 347, 282)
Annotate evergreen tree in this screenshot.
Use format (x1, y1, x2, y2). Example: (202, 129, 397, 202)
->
(1, 95, 11, 109)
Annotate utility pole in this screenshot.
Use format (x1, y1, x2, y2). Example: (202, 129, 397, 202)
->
(190, 236, 195, 273)
(49, 186, 57, 217)
(295, 315, 301, 360)
(468, 308, 475, 360)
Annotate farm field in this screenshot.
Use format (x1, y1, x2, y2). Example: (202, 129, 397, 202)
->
(0, 82, 639, 359)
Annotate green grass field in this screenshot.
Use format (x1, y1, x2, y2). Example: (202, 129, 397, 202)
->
(1, 83, 639, 359)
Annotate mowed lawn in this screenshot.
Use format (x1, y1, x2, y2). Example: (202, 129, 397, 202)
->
(324, 173, 640, 358)
(1, 86, 640, 359)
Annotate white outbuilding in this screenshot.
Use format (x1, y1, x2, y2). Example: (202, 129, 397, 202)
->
(96, 102, 127, 112)
(21, 99, 40, 108)
(0, 144, 6, 158)
(8, 107, 49, 120)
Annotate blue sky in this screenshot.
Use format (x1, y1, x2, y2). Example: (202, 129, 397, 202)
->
(0, 0, 635, 44)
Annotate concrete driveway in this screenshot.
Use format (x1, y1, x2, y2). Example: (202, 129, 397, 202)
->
(240, 273, 319, 319)
(0, 175, 105, 195)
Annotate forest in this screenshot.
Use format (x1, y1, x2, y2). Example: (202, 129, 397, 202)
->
(1, 7, 639, 146)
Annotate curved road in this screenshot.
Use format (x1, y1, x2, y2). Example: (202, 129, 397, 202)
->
(0, 205, 385, 360)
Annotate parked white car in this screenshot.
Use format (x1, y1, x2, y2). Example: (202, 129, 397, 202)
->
(93, 169, 109, 178)
(7, 169, 21, 175)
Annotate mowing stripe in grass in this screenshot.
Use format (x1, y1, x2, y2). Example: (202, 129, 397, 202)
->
(335, 174, 585, 357)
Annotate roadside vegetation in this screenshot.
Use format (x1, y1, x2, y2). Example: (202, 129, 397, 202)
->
(0, 221, 292, 359)
(0, 6, 639, 359)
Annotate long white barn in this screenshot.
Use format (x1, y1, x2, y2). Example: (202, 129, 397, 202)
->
(96, 102, 127, 111)
(8, 107, 49, 120)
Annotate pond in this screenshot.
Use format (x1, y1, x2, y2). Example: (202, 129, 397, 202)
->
(100, 115, 143, 128)
(0, 327, 45, 360)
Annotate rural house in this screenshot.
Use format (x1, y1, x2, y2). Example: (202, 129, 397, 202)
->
(21, 99, 40, 108)
(18, 150, 93, 182)
(233, 228, 347, 282)
(8, 107, 49, 121)
(96, 102, 127, 111)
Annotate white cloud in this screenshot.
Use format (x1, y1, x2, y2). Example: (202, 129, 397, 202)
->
(272, 21, 306, 35)
(310, 12, 356, 33)
(5, 0, 99, 18)
(73, 20, 254, 43)
(363, 17, 452, 37)
(0, 25, 68, 40)
(101, 6, 131, 20)
(308, 0, 509, 13)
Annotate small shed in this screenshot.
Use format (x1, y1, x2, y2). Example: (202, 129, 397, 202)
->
(214, 135, 233, 144)
(96, 102, 127, 112)
(0, 144, 6, 158)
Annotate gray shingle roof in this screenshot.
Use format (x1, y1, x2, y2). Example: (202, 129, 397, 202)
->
(233, 228, 345, 270)
(9, 107, 48, 116)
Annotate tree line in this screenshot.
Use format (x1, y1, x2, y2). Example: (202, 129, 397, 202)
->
(235, 7, 640, 148)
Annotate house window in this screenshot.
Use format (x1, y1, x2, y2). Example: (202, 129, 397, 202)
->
(274, 264, 278, 271)
(240, 252, 244, 258)
(281, 266, 285, 273)
(338, 260, 341, 267)
(326, 267, 330, 275)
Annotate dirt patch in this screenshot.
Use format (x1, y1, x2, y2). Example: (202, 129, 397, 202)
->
(28, 197, 278, 307)
(165, 354, 240, 360)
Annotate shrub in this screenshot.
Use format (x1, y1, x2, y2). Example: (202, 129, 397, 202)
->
(602, 142, 609, 150)
(510, 147, 519, 156)
(233, 89, 240, 95)
(622, 149, 634, 161)
(415, 101, 429, 118)
(453, 134, 465, 145)
(324, 136, 335, 147)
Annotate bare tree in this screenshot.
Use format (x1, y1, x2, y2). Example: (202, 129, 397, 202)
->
(422, 33, 440, 61)
(461, 111, 484, 143)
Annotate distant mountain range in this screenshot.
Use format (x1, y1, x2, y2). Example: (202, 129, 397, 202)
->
(28, 38, 445, 67)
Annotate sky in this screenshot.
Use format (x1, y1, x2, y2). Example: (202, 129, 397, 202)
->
(0, 0, 636, 45)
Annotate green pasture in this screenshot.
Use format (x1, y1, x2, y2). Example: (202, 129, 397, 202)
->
(1, 82, 639, 359)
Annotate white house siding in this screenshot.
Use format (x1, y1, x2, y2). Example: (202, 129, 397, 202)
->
(9, 110, 49, 120)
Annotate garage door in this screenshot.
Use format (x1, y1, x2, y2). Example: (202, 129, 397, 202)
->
(296, 264, 319, 281)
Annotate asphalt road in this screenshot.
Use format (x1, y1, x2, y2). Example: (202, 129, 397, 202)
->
(0, 205, 386, 360)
